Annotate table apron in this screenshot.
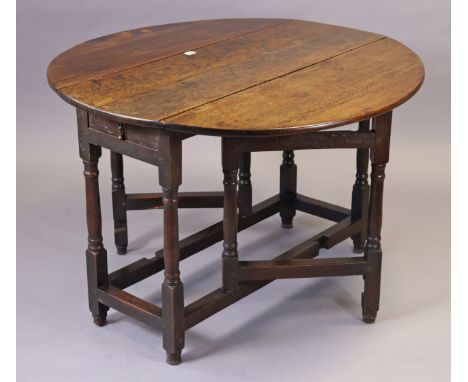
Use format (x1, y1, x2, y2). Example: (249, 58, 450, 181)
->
(230, 130, 375, 152)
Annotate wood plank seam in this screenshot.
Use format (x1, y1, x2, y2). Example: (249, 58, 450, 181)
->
(159, 37, 386, 123)
(73, 22, 382, 112)
(56, 19, 291, 91)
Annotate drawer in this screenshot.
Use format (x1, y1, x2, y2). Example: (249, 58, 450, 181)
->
(88, 113, 159, 150)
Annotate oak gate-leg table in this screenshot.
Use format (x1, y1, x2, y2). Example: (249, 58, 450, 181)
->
(47, 19, 424, 365)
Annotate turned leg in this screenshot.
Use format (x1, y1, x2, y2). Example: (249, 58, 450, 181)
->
(351, 120, 370, 253)
(280, 150, 297, 228)
(110, 151, 128, 255)
(238, 151, 252, 217)
(159, 132, 184, 365)
(362, 111, 392, 324)
(222, 139, 240, 292)
(81, 144, 109, 326)
(77, 109, 109, 325)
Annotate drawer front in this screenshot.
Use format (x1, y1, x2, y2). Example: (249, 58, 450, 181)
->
(88, 113, 159, 149)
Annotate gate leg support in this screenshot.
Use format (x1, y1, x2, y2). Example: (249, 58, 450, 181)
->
(280, 150, 297, 228)
(222, 139, 240, 292)
(362, 112, 392, 323)
(351, 120, 370, 253)
(111, 151, 128, 255)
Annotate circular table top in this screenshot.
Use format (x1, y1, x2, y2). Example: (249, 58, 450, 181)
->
(48, 18, 424, 136)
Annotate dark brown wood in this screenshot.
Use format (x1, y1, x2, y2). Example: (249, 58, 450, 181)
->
(77, 109, 109, 326)
(82, 115, 162, 166)
(238, 152, 252, 217)
(235, 130, 375, 150)
(108, 195, 281, 290)
(48, 19, 286, 88)
(108, 256, 163, 290)
(238, 257, 367, 281)
(184, 285, 265, 330)
(279, 150, 297, 228)
(184, 210, 364, 328)
(84, 109, 195, 166)
(110, 151, 128, 255)
(321, 217, 363, 249)
(294, 194, 350, 222)
(158, 130, 184, 365)
(89, 113, 160, 149)
(165, 38, 423, 135)
(125, 191, 224, 210)
(351, 120, 371, 253)
(362, 111, 392, 324)
(184, 236, 321, 330)
(160, 194, 279, 262)
(53, 19, 377, 111)
(221, 139, 240, 292)
(49, 19, 423, 366)
(73, 114, 386, 363)
(48, 19, 424, 135)
(97, 285, 162, 328)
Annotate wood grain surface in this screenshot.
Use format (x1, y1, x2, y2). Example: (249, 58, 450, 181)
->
(48, 19, 424, 135)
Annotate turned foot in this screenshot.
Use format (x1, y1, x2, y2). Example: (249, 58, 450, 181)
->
(362, 314, 376, 324)
(361, 292, 377, 324)
(166, 351, 182, 365)
(93, 315, 107, 327)
(116, 246, 127, 255)
(281, 218, 293, 229)
(352, 244, 365, 254)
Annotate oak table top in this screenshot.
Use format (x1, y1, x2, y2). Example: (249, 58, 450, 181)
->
(47, 18, 424, 136)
